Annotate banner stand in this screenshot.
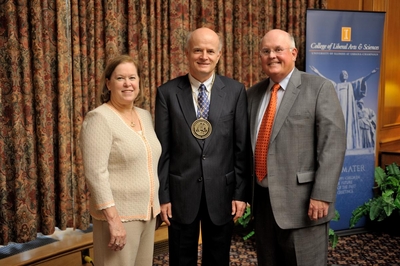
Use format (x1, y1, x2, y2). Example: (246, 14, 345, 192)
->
(306, 10, 385, 231)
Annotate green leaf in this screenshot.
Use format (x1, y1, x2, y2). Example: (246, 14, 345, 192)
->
(349, 202, 370, 228)
(394, 194, 400, 209)
(329, 228, 339, 249)
(386, 162, 400, 177)
(369, 198, 384, 221)
(383, 204, 395, 217)
(382, 190, 394, 203)
(243, 230, 255, 241)
(332, 209, 340, 221)
(236, 205, 252, 227)
(374, 167, 387, 187)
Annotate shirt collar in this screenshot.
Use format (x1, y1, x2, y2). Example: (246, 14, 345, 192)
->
(188, 73, 215, 92)
(269, 68, 295, 91)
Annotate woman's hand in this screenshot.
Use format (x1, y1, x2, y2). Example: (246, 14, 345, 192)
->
(102, 206, 127, 251)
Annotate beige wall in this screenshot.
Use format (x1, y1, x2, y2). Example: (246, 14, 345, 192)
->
(326, 0, 400, 162)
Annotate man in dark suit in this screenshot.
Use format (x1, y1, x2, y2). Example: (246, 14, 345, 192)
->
(247, 29, 346, 266)
(155, 27, 250, 266)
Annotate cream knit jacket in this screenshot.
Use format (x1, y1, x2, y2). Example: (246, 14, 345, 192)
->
(80, 104, 161, 222)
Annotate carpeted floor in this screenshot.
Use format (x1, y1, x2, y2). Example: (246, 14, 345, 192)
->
(328, 231, 400, 265)
(153, 231, 400, 265)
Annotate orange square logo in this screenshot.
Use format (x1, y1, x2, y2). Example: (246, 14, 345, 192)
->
(342, 27, 351, 42)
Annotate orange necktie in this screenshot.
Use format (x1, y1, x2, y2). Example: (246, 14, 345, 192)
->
(254, 83, 280, 181)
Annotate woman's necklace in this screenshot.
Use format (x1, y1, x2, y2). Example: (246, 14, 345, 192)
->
(109, 101, 135, 127)
(129, 119, 135, 127)
(128, 112, 135, 127)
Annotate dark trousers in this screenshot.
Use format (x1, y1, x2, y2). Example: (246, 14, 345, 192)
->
(254, 185, 329, 266)
(168, 193, 233, 266)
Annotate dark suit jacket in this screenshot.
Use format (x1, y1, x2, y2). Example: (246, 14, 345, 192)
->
(155, 74, 250, 226)
(247, 68, 346, 229)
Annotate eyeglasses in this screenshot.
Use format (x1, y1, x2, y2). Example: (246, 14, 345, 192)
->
(260, 47, 292, 56)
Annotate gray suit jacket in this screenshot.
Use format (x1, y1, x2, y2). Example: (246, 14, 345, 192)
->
(247, 68, 346, 229)
(155, 74, 250, 225)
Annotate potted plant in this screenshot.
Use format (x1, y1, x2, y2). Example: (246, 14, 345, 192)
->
(349, 162, 400, 235)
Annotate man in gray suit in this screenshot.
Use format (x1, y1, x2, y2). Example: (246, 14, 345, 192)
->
(155, 27, 250, 266)
(247, 29, 346, 266)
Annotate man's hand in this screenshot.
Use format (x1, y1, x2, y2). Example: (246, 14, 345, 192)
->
(160, 203, 172, 226)
(308, 198, 329, 221)
(232, 200, 246, 222)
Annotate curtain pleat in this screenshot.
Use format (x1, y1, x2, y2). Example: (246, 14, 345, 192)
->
(0, 0, 326, 244)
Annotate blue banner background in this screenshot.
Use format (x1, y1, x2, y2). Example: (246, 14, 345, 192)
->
(306, 10, 385, 230)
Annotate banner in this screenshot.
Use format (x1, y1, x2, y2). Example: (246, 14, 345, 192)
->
(306, 10, 385, 230)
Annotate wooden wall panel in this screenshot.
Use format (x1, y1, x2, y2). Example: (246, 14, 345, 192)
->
(377, 0, 400, 153)
(379, 151, 400, 168)
(381, 0, 400, 127)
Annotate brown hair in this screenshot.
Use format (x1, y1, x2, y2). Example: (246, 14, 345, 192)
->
(99, 55, 142, 104)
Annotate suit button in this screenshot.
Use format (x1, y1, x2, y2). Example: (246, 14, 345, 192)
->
(202, 155, 206, 160)
(198, 176, 203, 182)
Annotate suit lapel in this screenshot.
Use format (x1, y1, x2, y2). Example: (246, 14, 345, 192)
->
(175, 76, 205, 148)
(203, 75, 226, 151)
(270, 68, 301, 143)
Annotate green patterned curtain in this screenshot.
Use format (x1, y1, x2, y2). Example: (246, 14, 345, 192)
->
(0, 0, 326, 244)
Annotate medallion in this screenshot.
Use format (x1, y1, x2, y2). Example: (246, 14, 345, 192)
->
(191, 118, 212, 139)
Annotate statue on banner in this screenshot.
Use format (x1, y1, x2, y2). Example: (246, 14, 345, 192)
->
(357, 99, 376, 148)
(309, 66, 378, 150)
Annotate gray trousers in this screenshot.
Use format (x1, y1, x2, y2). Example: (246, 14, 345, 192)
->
(254, 185, 329, 266)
